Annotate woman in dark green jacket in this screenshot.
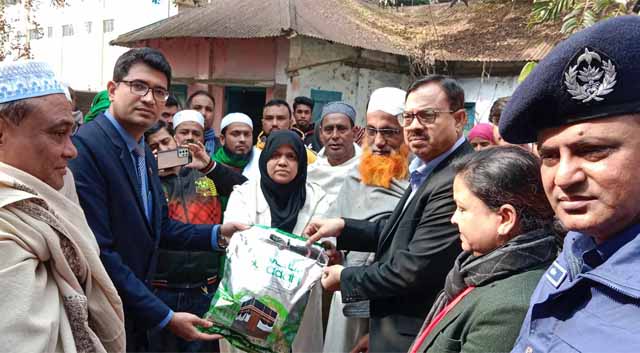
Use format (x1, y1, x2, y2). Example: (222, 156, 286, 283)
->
(409, 146, 559, 353)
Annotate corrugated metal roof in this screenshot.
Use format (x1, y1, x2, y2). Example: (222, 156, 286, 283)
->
(111, 0, 563, 62)
(111, 0, 409, 55)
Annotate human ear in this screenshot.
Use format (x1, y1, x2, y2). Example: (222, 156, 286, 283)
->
(497, 204, 518, 242)
(454, 110, 468, 134)
(106, 81, 117, 102)
(0, 118, 5, 145)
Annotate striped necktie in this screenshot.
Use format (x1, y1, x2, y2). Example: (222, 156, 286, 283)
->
(133, 146, 150, 221)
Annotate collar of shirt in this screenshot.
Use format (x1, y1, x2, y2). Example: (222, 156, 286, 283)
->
(408, 136, 466, 188)
(104, 110, 146, 155)
(569, 222, 640, 272)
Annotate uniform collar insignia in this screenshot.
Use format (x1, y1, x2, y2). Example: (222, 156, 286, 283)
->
(546, 260, 568, 288)
(564, 47, 617, 103)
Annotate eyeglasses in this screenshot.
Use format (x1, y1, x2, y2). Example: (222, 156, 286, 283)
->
(365, 126, 401, 139)
(119, 80, 170, 102)
(396, 108, 455, 127)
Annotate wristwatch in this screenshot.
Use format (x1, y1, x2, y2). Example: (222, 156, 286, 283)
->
(217, 226, 229, 250)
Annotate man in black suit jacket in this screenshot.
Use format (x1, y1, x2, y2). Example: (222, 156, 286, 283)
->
(69, 48, 246, 351)
(305, 75, 473, 352)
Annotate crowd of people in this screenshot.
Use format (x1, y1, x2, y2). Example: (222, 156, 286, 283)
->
(0, 14, 639, 353)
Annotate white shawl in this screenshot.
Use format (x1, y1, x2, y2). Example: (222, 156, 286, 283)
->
(0, 163, 125, 353)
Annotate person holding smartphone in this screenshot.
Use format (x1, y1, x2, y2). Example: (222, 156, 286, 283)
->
(145, 110, 247, 353)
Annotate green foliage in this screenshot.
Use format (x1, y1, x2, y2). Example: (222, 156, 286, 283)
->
(518, 61, 537, 83)
(530, 0, 632, 34)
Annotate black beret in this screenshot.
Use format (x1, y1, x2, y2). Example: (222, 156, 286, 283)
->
(500, 15, 640, 144)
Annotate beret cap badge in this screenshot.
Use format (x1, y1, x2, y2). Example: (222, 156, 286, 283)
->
(564, 47, 617, 104)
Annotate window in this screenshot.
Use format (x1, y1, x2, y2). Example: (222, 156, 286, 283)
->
(6, 0, 20, 5)
(463, 102, 476, 136)
(29, 29, 43, 40)
(62, 24, 74, 37)
(85, 21, 92, 34)
(310, 89, 343, 123)
(47, 26, 53, 38)
(103, 19, 114, 33)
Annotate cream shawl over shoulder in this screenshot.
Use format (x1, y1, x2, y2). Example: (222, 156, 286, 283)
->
(0, 163, 125, 353)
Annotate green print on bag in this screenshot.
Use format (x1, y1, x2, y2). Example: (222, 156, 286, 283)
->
(201, 225, 327, 353)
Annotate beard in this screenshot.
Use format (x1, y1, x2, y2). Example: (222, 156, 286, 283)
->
(223, 145, 252, 161)
(359, 144, 410, 188)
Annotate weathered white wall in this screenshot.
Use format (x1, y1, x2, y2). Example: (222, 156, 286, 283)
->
(457, 75, 519, 123)
(287, 62, 410, 126)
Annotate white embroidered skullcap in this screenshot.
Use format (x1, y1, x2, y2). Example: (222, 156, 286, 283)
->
(221, 112, 253, 131)
(172, 109, 205, 129)
(61, 83, 73, 102)
(0, 60, 65, 103)
(367, 87, 406, 116)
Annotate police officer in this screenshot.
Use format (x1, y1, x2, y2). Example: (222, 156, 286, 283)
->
(499, 15, 640, 353)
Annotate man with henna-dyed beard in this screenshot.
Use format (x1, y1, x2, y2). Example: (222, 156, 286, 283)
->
(323, 87, 410, 353)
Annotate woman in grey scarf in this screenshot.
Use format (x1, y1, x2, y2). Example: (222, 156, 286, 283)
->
(408, 146, 559, 353)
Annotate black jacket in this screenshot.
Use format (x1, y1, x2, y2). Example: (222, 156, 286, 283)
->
(154, 166, 246, 288)
(338, 141, 474, 352)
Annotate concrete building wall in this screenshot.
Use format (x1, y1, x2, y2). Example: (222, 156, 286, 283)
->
(154, 37, 282, 85)
(288, 36, 357, 72)
(286, 36, 411, 125)
(150, 38, 211, 82)
(148, 37, 284, 133)
(457, 76, 519, 123)
(212, 38, 278, 82)
(288, 61, 410, 126)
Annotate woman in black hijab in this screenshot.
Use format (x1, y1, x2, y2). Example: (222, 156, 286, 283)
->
(258, 130, 308, 232)
(223, 130, 329, 352)
(224, 130, 329, 234)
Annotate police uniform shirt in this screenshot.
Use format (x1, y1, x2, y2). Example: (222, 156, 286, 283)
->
(511, 223, 640, 353)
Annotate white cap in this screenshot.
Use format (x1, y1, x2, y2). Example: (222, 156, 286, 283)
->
(172, 109, 204, 129)
(61, 82, 72, 102)
(367, 87, 406, 116)
(221, 112, 253, 131)
(0, 60, 65, 104)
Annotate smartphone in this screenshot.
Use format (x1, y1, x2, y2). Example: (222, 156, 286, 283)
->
(157, 147, 191, 169)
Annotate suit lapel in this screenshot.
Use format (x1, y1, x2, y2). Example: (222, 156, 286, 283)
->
(145, 147, 160, 236)
(376, 187, 412, 254)
(95, 115, 153, 232)
(376, 141, 474, 253)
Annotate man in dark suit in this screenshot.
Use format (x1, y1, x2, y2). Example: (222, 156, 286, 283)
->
(69, 47, 245, 351)
(305, 75, 473, 352)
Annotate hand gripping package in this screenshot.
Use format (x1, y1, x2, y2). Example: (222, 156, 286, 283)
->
(202, 225, 328, 353)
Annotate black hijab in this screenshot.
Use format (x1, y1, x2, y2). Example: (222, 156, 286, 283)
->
(259, 130, 308, 233)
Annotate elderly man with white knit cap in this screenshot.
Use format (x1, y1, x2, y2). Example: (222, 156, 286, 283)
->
(322, 87, 410, 353)
(0, 60, 125, 352)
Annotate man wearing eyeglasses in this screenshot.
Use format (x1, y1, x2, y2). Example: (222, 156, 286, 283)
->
(323, 87, 411, 353)
(307, 101, 362, 207)
(305, 76, 473, 352)
(69, 48, 247, 352)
